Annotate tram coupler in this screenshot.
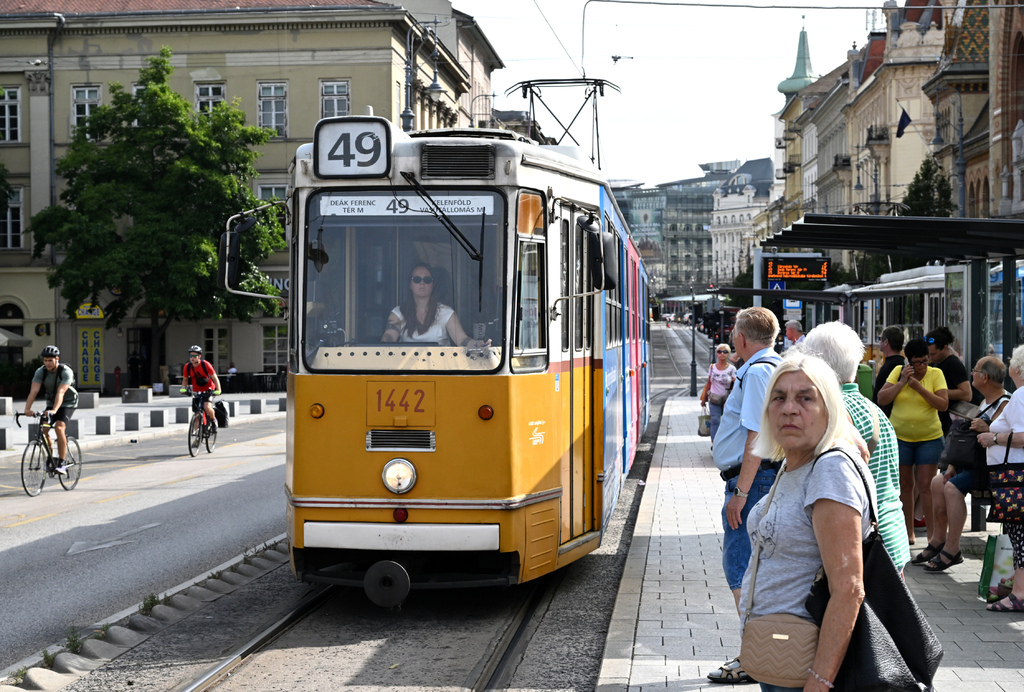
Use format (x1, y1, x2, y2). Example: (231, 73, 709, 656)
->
(363, 560, 412, 608)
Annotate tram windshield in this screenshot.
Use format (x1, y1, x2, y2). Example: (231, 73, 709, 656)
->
(302, 188, 505, 372)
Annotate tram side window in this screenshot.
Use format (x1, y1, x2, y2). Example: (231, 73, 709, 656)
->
(561, 217, 570, 353)
(513, 240, 547, 370)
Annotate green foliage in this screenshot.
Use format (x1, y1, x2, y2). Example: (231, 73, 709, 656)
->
(65, 626, 85, 654)
(41, 649, 56, 668)
(139, 593, 160, 616)
(0, 357, 42, 388)
(903, 156, 955, 218)
(29, 47, 284, 336)
(0, 160, 11, 217)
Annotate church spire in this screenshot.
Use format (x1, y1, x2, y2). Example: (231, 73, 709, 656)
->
(778, 17, 815, 95)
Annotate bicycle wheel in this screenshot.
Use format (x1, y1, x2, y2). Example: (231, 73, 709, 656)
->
(60, 437, 83, 491)
(205, 418, 217, 453)
(188, 413, 202, 457)
(21, 441, 46, 497)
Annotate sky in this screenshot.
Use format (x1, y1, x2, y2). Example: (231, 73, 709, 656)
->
(449, 0, 886, 186)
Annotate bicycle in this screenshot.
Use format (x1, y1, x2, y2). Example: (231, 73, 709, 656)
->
(185, 387, 218, 456)
(14, 411, 83, 497)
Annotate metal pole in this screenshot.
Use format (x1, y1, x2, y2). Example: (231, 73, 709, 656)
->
(956, 97, 966, 218)
(689, 284, 698, 396)
(401, 24, 416, 132)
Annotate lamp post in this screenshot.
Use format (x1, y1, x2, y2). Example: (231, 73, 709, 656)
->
(469, 92, 495, 128)
(853, 143, 881, 215)
(689, 283, 698, 397)
(931, 88, 966, 218)
(401, 18, 445, 133)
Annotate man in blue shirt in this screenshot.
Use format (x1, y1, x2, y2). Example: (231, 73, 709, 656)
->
(708, 307, 781, 685)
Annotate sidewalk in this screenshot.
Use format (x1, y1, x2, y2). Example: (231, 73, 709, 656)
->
(599, 394, 1024, 692)
(0, 391, 286, 468)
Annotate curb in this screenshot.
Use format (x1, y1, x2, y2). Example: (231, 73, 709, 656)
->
(0, 534, 290, 690)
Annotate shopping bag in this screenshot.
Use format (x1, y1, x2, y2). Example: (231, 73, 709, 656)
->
(698, 405, 711, 437)
(214, 401, 230, 428)
(978, 534, 1015, 602)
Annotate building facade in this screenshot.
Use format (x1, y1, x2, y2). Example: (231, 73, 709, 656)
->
(0, 0, 500, 385)
(710, 158, 774, 281)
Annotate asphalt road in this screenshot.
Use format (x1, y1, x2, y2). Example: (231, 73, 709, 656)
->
(0, 419, 286, 667)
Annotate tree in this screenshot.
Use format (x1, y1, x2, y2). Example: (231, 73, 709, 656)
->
(0, 160, 11, 217)
(903, 156, 955, 218)
(30, 48, 283, 382)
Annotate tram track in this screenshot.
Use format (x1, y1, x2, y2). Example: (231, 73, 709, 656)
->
(171, 575, 557, 692)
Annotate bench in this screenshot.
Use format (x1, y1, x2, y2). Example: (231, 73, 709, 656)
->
(970, 490, 993, 532)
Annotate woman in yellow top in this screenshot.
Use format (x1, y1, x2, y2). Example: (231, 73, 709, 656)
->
(877, 336, 948, 552)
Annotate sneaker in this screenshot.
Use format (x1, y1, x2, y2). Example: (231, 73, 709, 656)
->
(54, 464, 68, 476)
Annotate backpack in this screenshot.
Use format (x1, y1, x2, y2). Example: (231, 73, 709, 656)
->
(187, 359, 214, 388)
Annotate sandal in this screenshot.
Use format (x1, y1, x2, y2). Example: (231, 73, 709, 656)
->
(986, 595, 1024, 612)
(910, 542, 945, 565)
(707, 656, 755, 684)
(923, 549, 963, 572)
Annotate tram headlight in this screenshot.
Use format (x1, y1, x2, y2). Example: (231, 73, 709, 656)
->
(382, 458, 417, 494)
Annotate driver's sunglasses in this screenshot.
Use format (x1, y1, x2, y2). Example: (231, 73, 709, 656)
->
(411, 276, 433, 284)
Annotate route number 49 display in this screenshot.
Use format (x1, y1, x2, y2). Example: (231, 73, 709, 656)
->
(314, 117, 392, 179)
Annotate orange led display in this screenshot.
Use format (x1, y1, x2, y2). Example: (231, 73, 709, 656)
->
(764, 258, 829, 281)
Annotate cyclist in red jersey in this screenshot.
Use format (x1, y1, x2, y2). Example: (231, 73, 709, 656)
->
(180, 345, 222, 430)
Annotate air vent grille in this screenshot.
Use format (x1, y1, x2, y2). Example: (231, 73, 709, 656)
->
(366, 430, 436, 452)
(422, 144, 495, 179)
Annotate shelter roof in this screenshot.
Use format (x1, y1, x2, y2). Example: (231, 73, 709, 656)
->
(762, 213, 1024, 261)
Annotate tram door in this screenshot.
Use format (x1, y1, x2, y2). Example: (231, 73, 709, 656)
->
(558, 207, 593, 540)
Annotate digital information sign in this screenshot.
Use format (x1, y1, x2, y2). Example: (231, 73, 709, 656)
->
(764, 257, 829, 281)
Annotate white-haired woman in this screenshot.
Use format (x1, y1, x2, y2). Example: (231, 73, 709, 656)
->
(977, 344, 1024, 613)
(803, 321, 911, 572)
(740, 353, 872, 692)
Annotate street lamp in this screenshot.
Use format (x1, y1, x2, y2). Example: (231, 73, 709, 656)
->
(401, 18, 446, 133)
(853, 143, 881, 215)
(470, 92, 496, 128)
(931, 88, 966, 218)
(689, 283, 698, 397)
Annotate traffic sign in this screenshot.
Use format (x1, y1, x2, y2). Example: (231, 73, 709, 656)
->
(783, 299, 802, 310)
(769, 280, 786, 290)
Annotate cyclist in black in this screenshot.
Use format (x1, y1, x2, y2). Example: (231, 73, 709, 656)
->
(24, 345, 79, 475)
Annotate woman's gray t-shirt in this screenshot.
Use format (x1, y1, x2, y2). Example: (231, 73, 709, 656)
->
(738, 447, 875, 630)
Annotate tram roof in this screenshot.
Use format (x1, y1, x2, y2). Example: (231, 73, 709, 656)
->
(762, 214, 1024, 261)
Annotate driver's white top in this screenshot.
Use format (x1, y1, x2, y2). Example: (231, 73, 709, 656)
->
(391, 304, 455, 344)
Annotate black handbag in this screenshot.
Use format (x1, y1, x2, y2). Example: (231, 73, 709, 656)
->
(805, 450, 943, 692)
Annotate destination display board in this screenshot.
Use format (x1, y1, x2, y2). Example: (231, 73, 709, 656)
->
(764, 257, 829, 281)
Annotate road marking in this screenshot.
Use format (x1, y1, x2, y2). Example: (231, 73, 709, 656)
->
(94, 492, 138, 504)
(215, 461, 248, 470)
(162, 475, 199, 485)
(4, 513, 59, 528)
(67, 522, 162, 555)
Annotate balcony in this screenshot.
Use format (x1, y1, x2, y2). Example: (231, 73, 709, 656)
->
(866, 125, 889, 143)
(832, 154, 851, 170)
(782, 159, 800, 174)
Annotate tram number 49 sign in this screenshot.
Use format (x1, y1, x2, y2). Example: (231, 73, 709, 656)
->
(764, 257, 829, 281)
(314, 117, 392, 179)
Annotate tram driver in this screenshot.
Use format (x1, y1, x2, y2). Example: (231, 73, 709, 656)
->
(381, 263, 491, 348)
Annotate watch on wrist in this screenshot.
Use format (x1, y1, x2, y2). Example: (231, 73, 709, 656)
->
(734, 486, 749, 498)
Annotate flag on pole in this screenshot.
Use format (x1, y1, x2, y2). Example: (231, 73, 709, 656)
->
(896, 107, 912, 138)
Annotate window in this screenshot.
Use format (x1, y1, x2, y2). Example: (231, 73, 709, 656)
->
(72, 85, 100, 131)
(0, 86, 20, 142)
(196, 83, 225, 113)
(1, 188, 22, 250)
(259, 185, 287, 201)
(263, 325, 287, 372)
(321, 81, 349, 119)
(513, 240, 547, 370)
(203, 327, 229, 371)
(258, 82, 287, 137)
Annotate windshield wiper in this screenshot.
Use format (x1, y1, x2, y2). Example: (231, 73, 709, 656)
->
(400, 171, 483, 262)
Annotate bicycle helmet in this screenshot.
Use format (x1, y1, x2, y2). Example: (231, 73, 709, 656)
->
(188, 345, 202, 355)
(41, 345, 60, 358)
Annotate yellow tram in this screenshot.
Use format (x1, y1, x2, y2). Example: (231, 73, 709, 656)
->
(227, 116, 650, 605)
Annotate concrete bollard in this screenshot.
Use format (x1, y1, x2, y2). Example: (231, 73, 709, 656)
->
(225, 401, 237, 416)
(77, 392, 99, 409)
(250, 399, 263, 414)
(124, 412, 140, 431)
(175, 407, 190, 424)
(96, 416, 114, 435)
(150, 410, 165, 428)
(0, 427, 27, 449)
(122, 388, 153, 404)
(278, 397, 287, 411)
(0, 397, 12, 415)
(64, 420, 80, 438)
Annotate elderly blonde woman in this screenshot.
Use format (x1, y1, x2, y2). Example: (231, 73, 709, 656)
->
(802, 321, 911, 572)
(740, 353, 873, 692)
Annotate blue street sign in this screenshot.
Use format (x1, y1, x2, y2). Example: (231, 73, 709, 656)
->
(769, 280, 786, 290)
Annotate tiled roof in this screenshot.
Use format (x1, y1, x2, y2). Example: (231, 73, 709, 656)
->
(861, 34, 886, 82)
(0, 0, 388, 15)
(950, 0, 989, 63)
(903, 0, 944, 30)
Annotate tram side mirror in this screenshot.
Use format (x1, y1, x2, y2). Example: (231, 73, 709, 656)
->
(577, 214, 618, 292)
(308, 225, 329, 273)
(601, 230, 618, 290)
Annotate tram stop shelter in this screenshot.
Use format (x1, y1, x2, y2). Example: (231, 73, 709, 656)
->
(724, 213, 1024, 372)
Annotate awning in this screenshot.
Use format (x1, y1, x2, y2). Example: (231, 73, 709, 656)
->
(762, 213, 1024, 261)
(0, 327, 30, 347)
